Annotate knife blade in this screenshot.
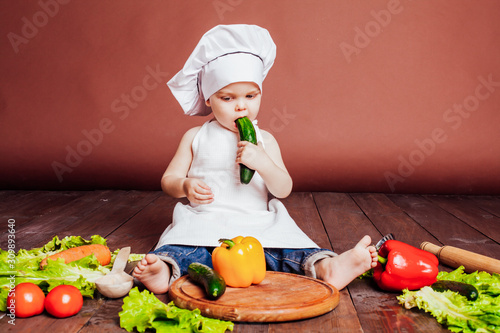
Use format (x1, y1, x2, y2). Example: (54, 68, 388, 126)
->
(375, 233, 395, 251)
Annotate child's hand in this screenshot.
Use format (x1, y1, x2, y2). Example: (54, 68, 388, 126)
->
(182, 178, 214, 204)
(236, 141, 270, 171)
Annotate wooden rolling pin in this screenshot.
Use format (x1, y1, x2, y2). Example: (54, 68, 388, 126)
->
(420, 242, 500, 274)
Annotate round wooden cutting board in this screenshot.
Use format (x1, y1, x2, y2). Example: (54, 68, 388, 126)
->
(168, 271, 339, 322)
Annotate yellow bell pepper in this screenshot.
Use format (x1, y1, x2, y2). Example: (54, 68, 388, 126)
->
(212, 236, 266, 288)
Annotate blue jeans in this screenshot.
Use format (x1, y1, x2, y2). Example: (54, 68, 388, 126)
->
(152, 245, 336, 284)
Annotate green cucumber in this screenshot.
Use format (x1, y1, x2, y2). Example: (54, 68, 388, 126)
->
(187, 262, 226, 300)
(431, 280, 478, 301)
(235, 116, 257, 184)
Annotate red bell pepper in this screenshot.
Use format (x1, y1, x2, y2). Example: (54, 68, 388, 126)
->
(373, 240, 439, 292)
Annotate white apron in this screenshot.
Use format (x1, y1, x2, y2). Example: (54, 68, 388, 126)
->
(156, 119, 318, 249)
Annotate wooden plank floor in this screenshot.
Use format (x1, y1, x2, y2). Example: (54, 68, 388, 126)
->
(1, 191, 499, 332)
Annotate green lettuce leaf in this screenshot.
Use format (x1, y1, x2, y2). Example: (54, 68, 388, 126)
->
(397, 266, 500, 333)
(437, 267, 500, 298)
(119, 287, 234, 333)
(128, 253, 146, 262)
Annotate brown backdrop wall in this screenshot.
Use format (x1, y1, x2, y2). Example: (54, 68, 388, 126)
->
(1, 0, 499, 194)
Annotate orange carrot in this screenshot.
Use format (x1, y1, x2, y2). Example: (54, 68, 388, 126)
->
(40, 244, 111, 269)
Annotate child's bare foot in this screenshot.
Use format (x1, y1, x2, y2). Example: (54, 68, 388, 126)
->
(315, 235, 378, 290)
(133, 254, 171, 294)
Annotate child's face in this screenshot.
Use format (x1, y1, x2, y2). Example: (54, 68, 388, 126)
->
(206, 82, 261, 132)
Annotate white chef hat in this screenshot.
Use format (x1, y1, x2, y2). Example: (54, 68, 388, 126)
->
(167, 24, 277, 116)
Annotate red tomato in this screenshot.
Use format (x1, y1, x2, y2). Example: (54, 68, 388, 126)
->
(44, 285, 83, 318)
(6, 282, 45, 318)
